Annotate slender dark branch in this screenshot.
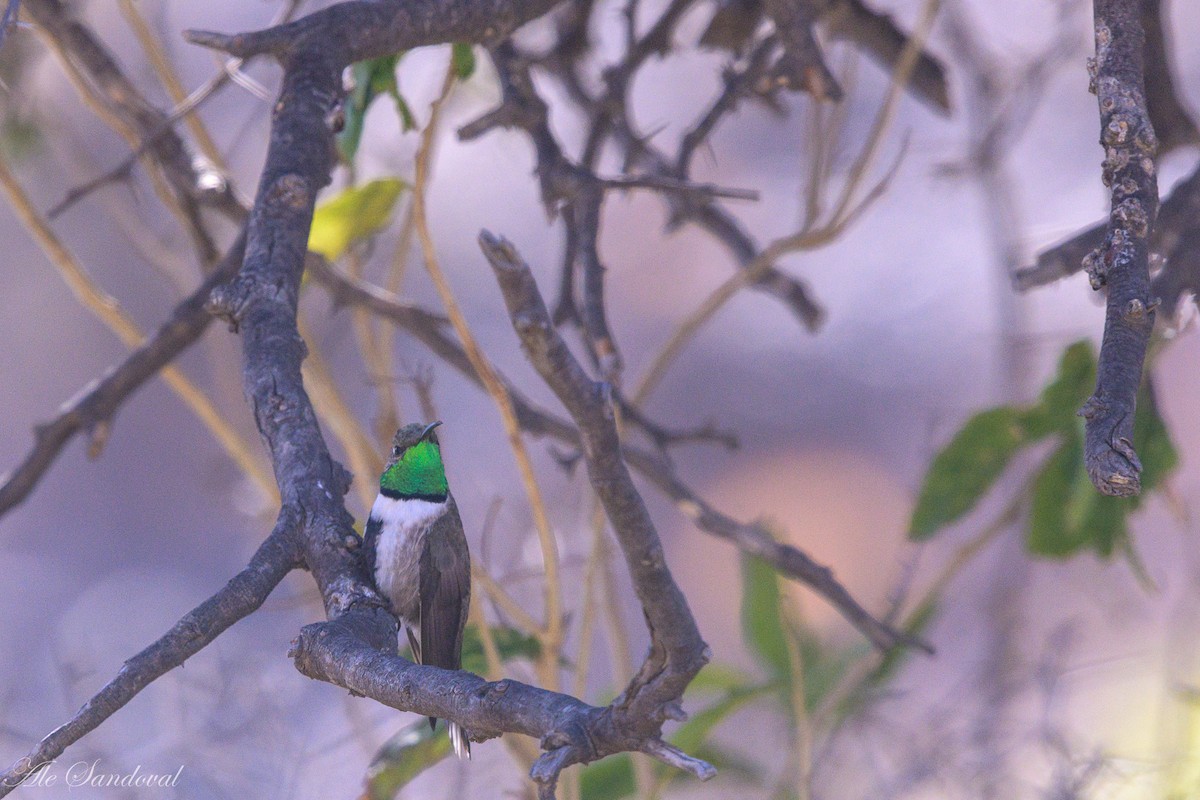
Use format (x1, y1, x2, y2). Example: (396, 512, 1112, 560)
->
(599, 174, 759, 202)
(1154, 227, 1200, 315)
(821, 0, 950, 113)
(573, 184, 622, 378)
(678, 36, 777, 177)
(614, 397, 740, 454)
(1079, 0, 1159, 496)
(480, 232, 711, 783)
(309, 259, 918, 652)
(0, 527, 301, 796)
(543, 47, 826, 329)
(1139, 0, 1199, 153)
(24, 0, 243, 255)
(0, 233, 246, 520)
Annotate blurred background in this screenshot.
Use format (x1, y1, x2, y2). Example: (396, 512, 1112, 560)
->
(2, 0, 1200, 797)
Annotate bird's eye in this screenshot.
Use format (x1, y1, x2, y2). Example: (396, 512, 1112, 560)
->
(392, 446, 402, 457)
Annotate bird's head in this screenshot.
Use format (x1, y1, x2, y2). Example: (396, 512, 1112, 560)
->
(379, 421, 448, 501)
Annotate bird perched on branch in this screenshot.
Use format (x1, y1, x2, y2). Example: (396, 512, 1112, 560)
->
(364, 421, 472, 758)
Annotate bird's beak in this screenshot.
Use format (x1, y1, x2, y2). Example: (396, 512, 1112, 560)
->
(420, 421, 443, 441)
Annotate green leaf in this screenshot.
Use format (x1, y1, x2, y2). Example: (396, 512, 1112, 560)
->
(460, 624, 542, 674)
(740, 554, 790, 683)
(739, 552, 860, 709)
(451, 43, 476, 80)
(1021, 340, 1097, 439)
(1027, 425, 1091, 556)
(908, 406, 1030, 540)
(1027, 418, 1128, 558)
(338, 55, 403, 163)
(580, 753, 635, 800)
(364, 720, 451, 800)
(308, 178, 406, 260)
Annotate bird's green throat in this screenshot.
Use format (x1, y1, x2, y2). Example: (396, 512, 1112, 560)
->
(379, 440, 448, 501)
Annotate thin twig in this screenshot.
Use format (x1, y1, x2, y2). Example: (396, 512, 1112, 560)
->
(410, 64, 566, 688)
(0, 153, 275, 503)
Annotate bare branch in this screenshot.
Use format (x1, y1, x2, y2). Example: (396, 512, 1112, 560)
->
(822, 0, 951, 113)
(1078, 0, 1159, 496)
(1139, 0, 1199, 153)
(480, 231, 711, 788)
(0, 527, 301, 796)
(24, 0, 243, 254)
(0, 233, 246, 519)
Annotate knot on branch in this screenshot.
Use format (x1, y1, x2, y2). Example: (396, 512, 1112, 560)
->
(1113, 198, 1151, 238)
(265, 173, 313, 213)
(1079, 396, 1142, 496)
(207, 276, 254, 330)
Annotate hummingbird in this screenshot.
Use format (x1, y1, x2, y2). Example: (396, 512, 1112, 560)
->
(363, 421, 472, 759)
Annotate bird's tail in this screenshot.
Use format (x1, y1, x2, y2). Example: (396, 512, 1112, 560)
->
(449, 721, 471, 760)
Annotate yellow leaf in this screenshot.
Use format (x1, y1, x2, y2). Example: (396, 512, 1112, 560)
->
(308, 178, 407, 260)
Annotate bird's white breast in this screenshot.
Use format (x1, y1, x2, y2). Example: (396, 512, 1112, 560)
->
(370, 494, 448, 626)
(370, 494, 447, 529)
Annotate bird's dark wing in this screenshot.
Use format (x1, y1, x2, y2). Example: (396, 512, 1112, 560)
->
(418, 503, 471, 672)
(362, 514, 381, 575)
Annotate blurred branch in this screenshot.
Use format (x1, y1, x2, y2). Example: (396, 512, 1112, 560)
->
(1078, 0, 1159, 496)
(23, 0, 243, 261)
(1017, 160, 1200, 300)
(0, 151, 274, 513)
(765, 0, 842, 100)
(821, 0, 951, 113)
(0, 527, 301, 795)
(1139, 0, 1199, 153)
(0, 237, 243, 515)
(633, 0, 934, 405)
(117, 0, 227, 173)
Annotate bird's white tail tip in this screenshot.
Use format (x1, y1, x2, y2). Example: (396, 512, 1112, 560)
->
(450, 722, 471, 760)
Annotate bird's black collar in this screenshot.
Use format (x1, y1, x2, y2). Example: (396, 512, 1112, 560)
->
(379, 487, 448, 503)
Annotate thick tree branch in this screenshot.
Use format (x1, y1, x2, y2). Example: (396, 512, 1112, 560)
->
(0, 527, 301, 796)
(0, 233, 246, 519)
(1079, 0, 1159, 496)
